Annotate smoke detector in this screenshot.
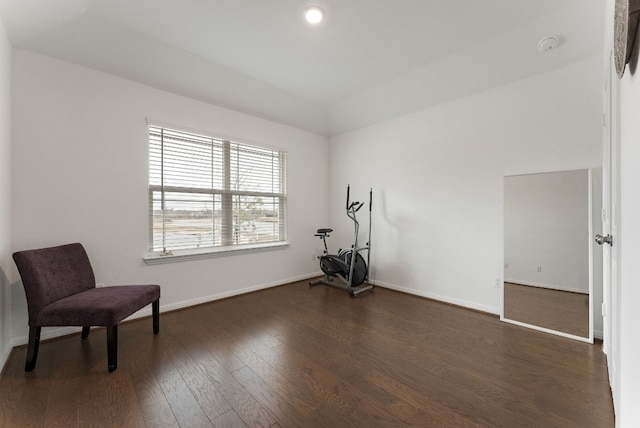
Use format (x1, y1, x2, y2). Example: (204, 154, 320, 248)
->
(537, 36, 559, 53)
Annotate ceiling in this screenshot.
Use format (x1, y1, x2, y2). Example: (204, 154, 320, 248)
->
(0, 0, 605, 136)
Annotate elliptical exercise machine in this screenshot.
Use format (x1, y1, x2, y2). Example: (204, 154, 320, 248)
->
(310, 185, 374, 297)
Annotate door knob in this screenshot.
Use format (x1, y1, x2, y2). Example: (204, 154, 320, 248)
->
(595, 234, 613, 246)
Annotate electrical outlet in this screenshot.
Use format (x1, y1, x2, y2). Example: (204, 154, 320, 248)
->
(536, 265, 542, 272)
(495, 278, 501, 288)
(504, 262, 509, 269)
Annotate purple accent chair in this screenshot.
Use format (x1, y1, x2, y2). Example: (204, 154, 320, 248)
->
(13, 243, 160, 372)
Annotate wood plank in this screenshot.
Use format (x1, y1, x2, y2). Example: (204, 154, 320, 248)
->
(157, 369, 213, 427)
(162, 315, 233, 420)
(212, 409, 247, 428)
(124, 319, 181, 427)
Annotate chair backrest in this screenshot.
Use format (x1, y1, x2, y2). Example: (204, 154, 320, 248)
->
(13, 243, 96, 324)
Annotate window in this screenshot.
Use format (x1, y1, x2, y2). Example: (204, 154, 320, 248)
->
(148, 124, 287, 260)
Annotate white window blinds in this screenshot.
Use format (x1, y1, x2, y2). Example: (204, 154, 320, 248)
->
(149, 124, 287, 255)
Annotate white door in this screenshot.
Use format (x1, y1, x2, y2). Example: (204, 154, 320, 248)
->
(601, 49, 619, 387)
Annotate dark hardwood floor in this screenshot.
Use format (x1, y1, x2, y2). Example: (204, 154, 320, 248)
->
(0, 280, 614, 427)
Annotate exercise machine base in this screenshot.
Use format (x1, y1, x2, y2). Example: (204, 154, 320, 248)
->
(309, 275, 374, 297)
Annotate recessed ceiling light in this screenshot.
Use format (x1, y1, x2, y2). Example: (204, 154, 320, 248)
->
(304, 6, 325, 24)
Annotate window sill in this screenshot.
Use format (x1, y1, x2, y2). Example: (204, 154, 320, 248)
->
(143, 242, 289, 265)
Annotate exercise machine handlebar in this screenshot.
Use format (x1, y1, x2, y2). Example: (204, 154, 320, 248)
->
(348, 201, 364, 212)
(346, 184, 366, 213)
(346, 185, 350, 210)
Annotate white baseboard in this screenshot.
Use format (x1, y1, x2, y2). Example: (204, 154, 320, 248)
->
(154, 271, 322, 315)
(7, 271, 323, 350)
(0, 343, 13, 375)
(10, 326, 83, 350)
(12, 272, 602, 376)
(504, 279, 588, 294)
(372, 279, 500, 315)
(594, 328, 603, 340)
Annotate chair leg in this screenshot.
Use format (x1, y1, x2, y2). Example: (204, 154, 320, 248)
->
(152, 299, 160, 335)
(81, 326, 90, 339)
(106, 325, 118, 372)
(25, 326, 41, 372)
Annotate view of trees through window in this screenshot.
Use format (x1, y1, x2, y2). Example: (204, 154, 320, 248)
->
(149, 125, 287, 254)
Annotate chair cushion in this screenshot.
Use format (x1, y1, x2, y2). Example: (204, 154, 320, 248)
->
(36, 284, 160, 327)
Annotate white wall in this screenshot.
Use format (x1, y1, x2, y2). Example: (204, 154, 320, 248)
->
(617, 42, 640, 427)
(504, 170, 590, 293)
(10, 50, 329, 344)
(329, 56, 603, 314)
(0, 18, 12, 370)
